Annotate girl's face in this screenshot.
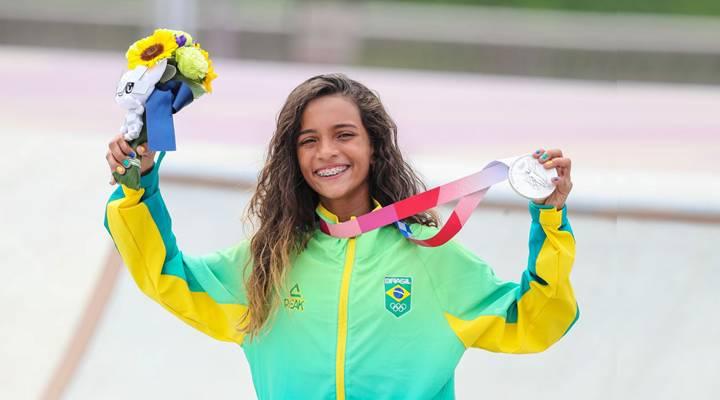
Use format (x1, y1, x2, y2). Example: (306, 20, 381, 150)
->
(297, 95, 374, 209)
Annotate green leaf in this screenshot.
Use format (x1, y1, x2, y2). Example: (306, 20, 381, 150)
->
(113, 164, 141, 190)
(159, 64, 177, 83)
(174, 74, 207, 99)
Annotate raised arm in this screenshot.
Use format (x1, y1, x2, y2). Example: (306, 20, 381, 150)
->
(104, 151, 250, 344)
(424, 202, 578, 354)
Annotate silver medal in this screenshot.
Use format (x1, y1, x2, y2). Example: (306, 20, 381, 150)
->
(507, 154, 558, 200)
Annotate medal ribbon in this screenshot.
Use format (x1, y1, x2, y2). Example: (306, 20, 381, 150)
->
(318, 159, 513, 247)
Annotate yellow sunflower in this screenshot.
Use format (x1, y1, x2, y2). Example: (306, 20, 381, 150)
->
(126, 29, 179, 69)
(196, 44, 218, 93)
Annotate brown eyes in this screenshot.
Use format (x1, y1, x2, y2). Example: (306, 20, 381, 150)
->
(298, 132, 355, 146)
(298, 138, 316, 146)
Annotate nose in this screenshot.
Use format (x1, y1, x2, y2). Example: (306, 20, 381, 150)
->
(317, 137, 338, 160)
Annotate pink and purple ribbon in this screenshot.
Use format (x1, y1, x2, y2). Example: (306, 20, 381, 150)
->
(319, 160, 511, 247)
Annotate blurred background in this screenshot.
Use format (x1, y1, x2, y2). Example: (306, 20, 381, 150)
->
(1, 0, 719, 399)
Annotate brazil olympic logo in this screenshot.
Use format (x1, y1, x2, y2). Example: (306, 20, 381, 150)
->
(384, 276, 412, 318)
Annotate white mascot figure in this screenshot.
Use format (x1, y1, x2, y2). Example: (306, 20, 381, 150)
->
(114, 58, 169, 142)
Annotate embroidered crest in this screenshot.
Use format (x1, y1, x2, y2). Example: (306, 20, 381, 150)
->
(384, 276, 412, 318)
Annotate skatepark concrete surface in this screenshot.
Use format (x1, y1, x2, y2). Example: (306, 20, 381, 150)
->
(1, 45, 719, 400)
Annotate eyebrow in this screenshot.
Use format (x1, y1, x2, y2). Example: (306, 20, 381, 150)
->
(298, 123, 358, 136)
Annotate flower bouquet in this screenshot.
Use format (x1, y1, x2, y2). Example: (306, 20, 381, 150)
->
(113, 28, 217, 189)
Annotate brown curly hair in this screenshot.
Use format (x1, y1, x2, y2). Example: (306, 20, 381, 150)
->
(239, 73, 438, 340)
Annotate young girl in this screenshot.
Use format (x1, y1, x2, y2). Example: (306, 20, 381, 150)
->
(104, 73, 577, 399)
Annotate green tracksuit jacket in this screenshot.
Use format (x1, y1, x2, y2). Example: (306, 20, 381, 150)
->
(104, 151, 579, 399)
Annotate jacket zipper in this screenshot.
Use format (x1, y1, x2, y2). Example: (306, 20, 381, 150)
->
(335, 236, 357, 400)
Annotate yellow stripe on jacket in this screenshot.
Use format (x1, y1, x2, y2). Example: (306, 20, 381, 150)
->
(420, 203, 578, 354)
(106, 183, 248, 344)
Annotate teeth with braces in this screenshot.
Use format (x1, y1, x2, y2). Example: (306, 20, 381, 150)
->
(316, 166, 348, 177)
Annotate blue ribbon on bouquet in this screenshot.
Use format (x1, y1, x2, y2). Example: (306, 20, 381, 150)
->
(144, 79, 195, 151)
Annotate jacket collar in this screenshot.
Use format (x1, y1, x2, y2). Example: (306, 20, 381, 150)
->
(313, 198, 398, 262)
(315, 198, 382, 224)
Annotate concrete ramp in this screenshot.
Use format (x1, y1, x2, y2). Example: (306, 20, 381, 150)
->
(1, 46, 718, 400)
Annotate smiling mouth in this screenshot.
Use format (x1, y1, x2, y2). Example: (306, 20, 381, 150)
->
(315, 165, 350, 178)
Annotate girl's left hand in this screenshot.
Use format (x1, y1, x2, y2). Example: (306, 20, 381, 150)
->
(531, 148, 573, 210)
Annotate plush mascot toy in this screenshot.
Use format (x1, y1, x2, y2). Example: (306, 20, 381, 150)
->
(113, 28, 216, 189)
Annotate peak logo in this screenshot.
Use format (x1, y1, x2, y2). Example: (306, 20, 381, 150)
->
(283, 283, 304, 312)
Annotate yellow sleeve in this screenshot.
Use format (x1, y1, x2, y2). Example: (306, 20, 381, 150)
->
(103, 152, 250, 344)
(425, 202, 578, 354)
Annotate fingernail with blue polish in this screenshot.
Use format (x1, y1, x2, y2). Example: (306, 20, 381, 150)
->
(534, 149, 542, 155)
(552, 177, 560, 182)
(129, 151, 136, 158)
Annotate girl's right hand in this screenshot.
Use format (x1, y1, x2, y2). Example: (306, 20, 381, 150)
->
(107, 133, 156, 185)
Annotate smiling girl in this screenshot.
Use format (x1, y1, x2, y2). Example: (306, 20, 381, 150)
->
(104, 73, 578, 399)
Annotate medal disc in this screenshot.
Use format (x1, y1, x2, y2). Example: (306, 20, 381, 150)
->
(508, 154, 558, 200)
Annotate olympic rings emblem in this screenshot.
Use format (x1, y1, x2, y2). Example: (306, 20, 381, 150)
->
(389, 302, 407, 312)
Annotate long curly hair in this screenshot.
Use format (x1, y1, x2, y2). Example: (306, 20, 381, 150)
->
(239, 73, 438, 340)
